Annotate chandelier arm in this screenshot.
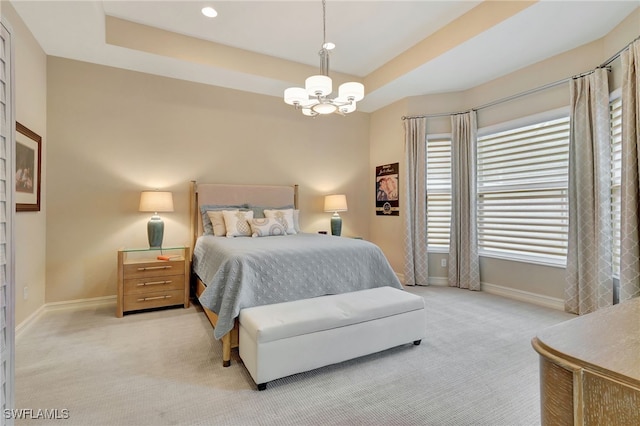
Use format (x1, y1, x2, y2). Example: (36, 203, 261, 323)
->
(338, 98, 355, 105)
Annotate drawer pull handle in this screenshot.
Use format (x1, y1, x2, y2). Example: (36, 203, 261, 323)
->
(137, 265, 172, 271)
(138, 295, 172, 302)
(137, 280, 171, 286)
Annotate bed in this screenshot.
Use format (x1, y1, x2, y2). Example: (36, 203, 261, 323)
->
(189, 181, 403, 366)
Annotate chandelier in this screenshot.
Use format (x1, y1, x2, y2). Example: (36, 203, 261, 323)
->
(283, 0, 365, 116)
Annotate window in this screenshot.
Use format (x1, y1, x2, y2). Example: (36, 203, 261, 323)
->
(426, 136, 451, 250)
(610, 97, 622, 278)
(477, 116, 570, 265)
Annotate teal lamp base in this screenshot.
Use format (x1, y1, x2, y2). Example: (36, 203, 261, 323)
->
(147, 215, 164, 248)
(330, 213, 342, 236)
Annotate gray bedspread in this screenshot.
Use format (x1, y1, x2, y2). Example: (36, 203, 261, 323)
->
(193, 233, 402, 339)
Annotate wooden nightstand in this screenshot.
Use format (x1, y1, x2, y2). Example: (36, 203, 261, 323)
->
(116, 246, 190, 317)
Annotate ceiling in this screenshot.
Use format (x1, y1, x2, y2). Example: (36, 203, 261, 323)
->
(9, 1, 640, 112)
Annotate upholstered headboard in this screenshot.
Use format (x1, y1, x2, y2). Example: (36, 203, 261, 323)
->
(188, 181, 298, 254)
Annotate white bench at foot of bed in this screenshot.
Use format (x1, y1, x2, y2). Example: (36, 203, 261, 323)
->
(239, 286, 427, 390)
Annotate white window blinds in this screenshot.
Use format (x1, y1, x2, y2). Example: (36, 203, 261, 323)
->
(0, 21, 14, 423)
(610, 97, 622, 278)
(477, 116, 570, 264)
(426, 136, 451, 250)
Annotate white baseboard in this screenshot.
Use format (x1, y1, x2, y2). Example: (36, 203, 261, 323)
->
(429, 277, 448, 286)
(16, 295, 116, 340)
(45, 295, 116, 311)
(481, 282, 564, 311)
(396, 272, 449, 287)
(404, 275, 564, 311)
(15, 304, 47, 339)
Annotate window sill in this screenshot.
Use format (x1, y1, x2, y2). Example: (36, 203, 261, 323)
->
(429, 249, 566, 269)
(479, 251, 566, 269)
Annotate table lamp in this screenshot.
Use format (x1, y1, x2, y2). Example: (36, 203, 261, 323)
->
(324, 194, 348, 236)
(139, 190, 174, 248)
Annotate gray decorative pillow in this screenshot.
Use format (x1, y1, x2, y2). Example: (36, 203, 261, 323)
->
(247, 204, 294, 219)
(250, 218, 287, 237)
(293, 209, 301, 233)
(200, 204, 248, 235)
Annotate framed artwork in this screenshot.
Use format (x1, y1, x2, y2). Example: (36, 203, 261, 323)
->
(375, 162, 399, 216)
(16, 122, 42, 212)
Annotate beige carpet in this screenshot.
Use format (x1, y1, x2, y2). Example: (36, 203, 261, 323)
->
(15, 286, 574, 425)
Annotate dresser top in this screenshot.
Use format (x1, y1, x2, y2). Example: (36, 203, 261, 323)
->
(534, 297, 640, 386)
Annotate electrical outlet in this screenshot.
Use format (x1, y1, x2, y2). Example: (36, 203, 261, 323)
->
(23, 286, 28, 300)
(441, 259, 447, 268)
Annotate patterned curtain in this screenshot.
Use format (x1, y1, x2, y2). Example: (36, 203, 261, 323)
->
(448, 111, 480, 290)
(402, 118, 429, 286)
(620, 39, 640, 302)
(565, 68, 613, 315)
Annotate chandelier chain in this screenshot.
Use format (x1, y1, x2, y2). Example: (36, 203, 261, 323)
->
(322, 0, 327, 46)
(283, 0, 364, 116)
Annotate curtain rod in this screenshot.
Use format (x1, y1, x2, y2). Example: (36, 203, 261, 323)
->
(600, 35, 640, 68)
(402, 36, 638, 121)
(401, 75, 569, 121)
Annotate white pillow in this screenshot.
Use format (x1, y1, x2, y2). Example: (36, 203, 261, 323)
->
(250, 218, 287, 237)
(222, 210, 254, 237)
(206, 210, 232, 237)
(263, 209, 297, 235)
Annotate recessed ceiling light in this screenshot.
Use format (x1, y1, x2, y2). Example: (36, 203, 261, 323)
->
(201, 6, 218, 18)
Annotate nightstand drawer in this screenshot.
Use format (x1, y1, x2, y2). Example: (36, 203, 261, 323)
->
(123, 289, 185, 312)
(123, 260, 184, 279)
(123, 275, 185, 295)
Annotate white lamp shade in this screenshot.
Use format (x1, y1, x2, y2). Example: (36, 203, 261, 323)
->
(324, 194, 348, 212)
(284, 87, 308, 105)
(305, 75, 332, 97)
(338, 82, 365, 102)
(302, 108, 317, 116)
(139, 191, 174, 213)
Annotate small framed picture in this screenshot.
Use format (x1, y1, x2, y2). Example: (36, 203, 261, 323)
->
(16, 122, 42, 212)
(376, 163, 399, 216)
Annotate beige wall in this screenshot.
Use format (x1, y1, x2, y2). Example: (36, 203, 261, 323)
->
(368, 9, 640, 301)
(45, 57, 370, 303)
(369, 99, 407, 272)
(4, 3, 48, 326)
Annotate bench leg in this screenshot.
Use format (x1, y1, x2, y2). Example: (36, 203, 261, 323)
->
(413, 340, 422, 345)
(222, 333, 232, 367)
(257, 383, 267, 391)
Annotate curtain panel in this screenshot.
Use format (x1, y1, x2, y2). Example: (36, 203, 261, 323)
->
(565, 68, 613, 315)
(448, 111, 480, 290)
(620, 39, 640, 302)
(402, 117, 429, 286)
